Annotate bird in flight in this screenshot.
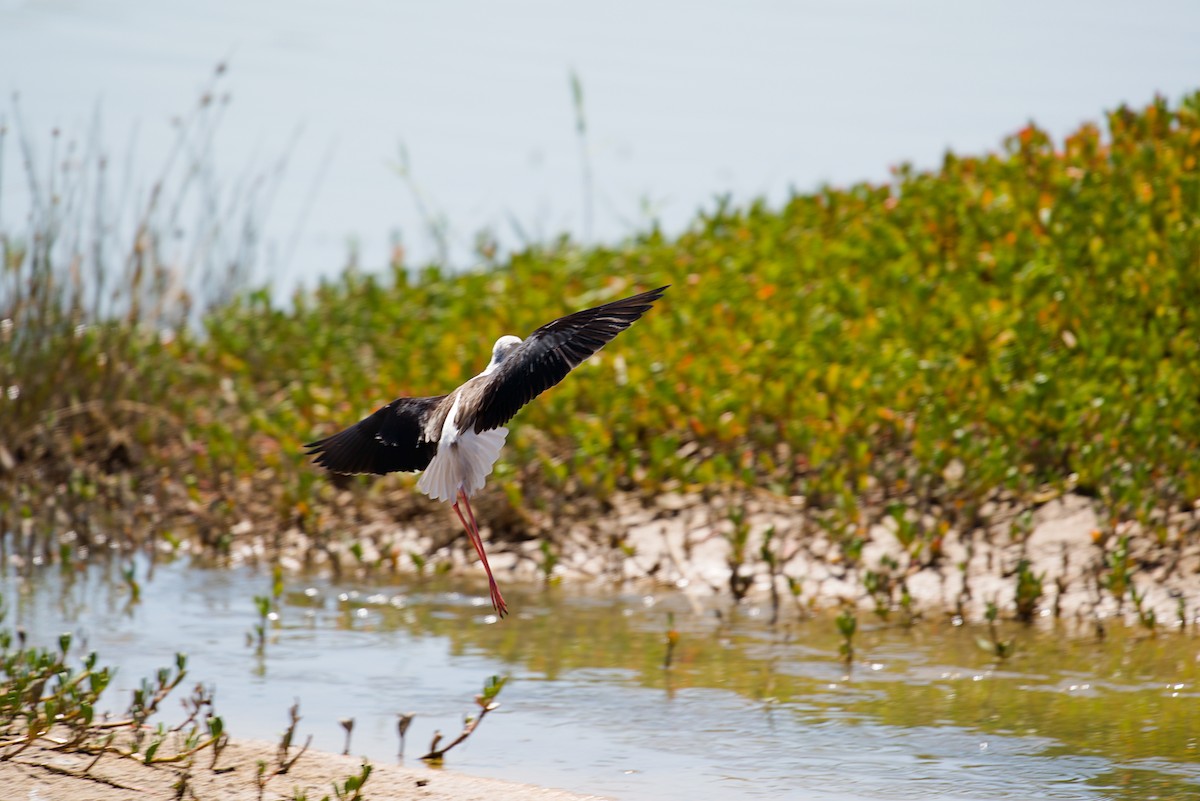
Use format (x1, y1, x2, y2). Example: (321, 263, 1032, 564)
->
(306, 285, 667, 617)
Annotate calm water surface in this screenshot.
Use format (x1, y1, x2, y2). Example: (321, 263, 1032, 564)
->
(2, 556, 1198, 800)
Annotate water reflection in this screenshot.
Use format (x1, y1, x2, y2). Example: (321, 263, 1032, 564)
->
(2, 556, 1198, 800)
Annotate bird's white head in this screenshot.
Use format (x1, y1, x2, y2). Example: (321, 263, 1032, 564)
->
(483, 335, 523, 376)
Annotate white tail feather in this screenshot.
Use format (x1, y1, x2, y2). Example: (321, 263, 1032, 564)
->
(417, 427, 509, 503)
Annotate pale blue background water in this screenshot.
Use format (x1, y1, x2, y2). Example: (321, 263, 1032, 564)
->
(2, 1, 1199, 297)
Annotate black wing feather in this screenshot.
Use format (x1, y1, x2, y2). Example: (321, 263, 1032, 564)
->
(472, 286, 667, 433)
(305, 395, 446, 475)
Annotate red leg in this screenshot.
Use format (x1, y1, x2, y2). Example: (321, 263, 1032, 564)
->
(453, 489, 508, 617)
(459, 488, 481, 539)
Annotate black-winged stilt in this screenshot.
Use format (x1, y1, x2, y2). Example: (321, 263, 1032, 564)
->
(306, 286, 667, 617)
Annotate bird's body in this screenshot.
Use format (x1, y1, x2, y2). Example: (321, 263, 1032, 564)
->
(306, 286, 667, 616)
(415, 391, 509, 503)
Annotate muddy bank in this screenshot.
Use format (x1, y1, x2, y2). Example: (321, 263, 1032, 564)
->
(189, 482, 1200, 629)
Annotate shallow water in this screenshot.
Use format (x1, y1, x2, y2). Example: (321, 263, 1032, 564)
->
(3, 556, 1199, 800)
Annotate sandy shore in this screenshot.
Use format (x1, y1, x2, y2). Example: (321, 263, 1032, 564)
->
(0, 737, 600, 801)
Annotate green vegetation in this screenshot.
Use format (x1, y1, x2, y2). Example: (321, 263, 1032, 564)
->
(0, 606, 397, 797)
(0, 625, 229, 769)
(1013, 558, 1045, 623)
(419, 674, 507, 763)
(323, 761, 372, 801)
(3, 90, 1200, 598)
(835, 606, 858, 663)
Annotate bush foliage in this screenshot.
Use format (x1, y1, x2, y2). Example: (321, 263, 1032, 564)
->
(3, 91, 1200, 552)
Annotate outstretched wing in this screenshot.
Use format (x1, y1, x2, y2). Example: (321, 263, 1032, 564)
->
(305, 395, 446, 475)
(471, 286, 667, 433)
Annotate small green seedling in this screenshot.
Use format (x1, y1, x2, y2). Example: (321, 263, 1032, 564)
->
(329, 761, 372, 801)
(664, 612, 680, 669)
(397, 712, 415, 758)
(420, 675, 507, 763)
(836, 607, 857, 664)
(1014, 559, 1044, 623)
(539, 540, 561, 586)
(248, 595, 272, 653)
(976, 601, 1015, 659)
(1129, 584, 1156, 632)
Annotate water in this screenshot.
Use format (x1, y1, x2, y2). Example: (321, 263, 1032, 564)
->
(4, 556, 1198, 800)
(2, 2, 1200, 297)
